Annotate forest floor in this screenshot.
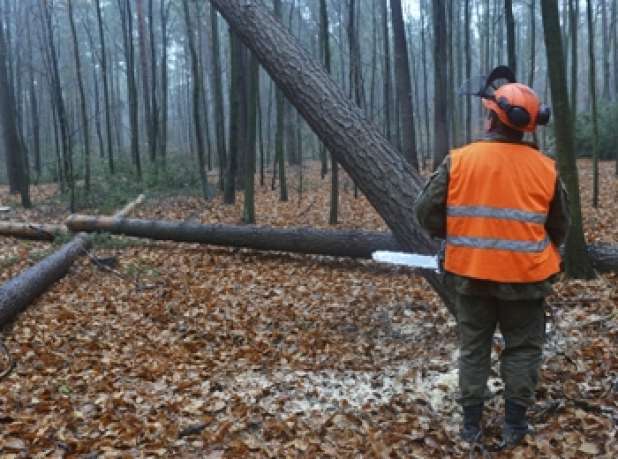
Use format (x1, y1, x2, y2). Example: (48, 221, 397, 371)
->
(0, 160, 615, 458)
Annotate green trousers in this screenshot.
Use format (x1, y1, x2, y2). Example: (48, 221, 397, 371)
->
(455, 293, 545, 408)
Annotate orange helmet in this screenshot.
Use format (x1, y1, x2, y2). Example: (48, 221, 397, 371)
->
(459, 66, 551, 132)
(482, 83, 548, 132)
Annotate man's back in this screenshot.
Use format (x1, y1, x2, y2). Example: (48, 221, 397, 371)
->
(445, 141, 561, 283)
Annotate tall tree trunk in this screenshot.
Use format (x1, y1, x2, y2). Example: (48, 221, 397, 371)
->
(390, 0, 418, 169)
(529, 0, 537, 87)
(210, 5, 227, 191)
(432, 0, 449, 167)
(505, 0, 516, 76)
(318, 0, 330, 179)
(244, 55, 259, 224)
(420, 0, 431, 167)
(119, 0, 142, 180)
(26, 12, 41, 180)
(0, 12, 30, 207)
(160, 0, 170, 164)
(273, 0, 288, 202)
(587, 0, 599, 208)
(380, 0, 392, 142)
(148, 0, 159, 167)
(67, 0, 91, 193)
(208, 0, 453, 313)
(182, 0, 209, 199)
(136, 0, 154, 164)
(95, 0, 115, 174)
(225, 31, 242, 204)
(42, 0, 74, 210)
(541, 0, 595, 279)
(601, 0, 610, 99)
(569, 0, 578, 123)
(464, 0, 472, 143)
(318, 0, 338, 225)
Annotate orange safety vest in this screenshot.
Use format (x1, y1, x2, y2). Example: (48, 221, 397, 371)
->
(445, 141, 561, 283)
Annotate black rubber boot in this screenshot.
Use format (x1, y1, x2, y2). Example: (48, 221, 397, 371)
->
(502, 400, 530, 448)
(461, 404, 483, 443)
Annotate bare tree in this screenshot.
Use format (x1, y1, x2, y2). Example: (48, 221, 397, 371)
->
(0, 11, 30, 207)
(95, 0, 114, 174)
(67, 0, 91, 192)
(432, 0, 449, 167)
(541, 0, 595, 278)
(391, 0, 418, 169)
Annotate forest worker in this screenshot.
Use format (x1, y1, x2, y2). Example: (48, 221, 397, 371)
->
(414, 66, 570, 448)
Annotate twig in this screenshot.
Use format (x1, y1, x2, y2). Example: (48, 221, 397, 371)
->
(546, 297, 600, 306)
(296, 197, 317, 219)
(81, 247, 160, 292)
(0, 338, 15, 381)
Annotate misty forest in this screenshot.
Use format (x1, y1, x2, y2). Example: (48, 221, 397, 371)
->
(0, 0, 616, 456)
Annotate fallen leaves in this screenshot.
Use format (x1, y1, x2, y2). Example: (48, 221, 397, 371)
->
(0, 160, 616, 457)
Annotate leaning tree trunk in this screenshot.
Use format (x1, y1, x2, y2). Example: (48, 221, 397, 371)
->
(0, 195, 144, 328)
(64, 215, 618, 274)
(208, 0, 452, 313)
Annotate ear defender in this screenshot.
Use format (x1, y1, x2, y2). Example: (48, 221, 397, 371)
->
(536, 104, 551, 126)
(497, 96, 531, 128)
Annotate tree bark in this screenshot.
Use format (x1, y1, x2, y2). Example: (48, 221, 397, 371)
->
(182, 0, 209, 199)
(63, 215, 618, 274)
(243, 54, 259, 224)
(379, 0, 392, 142)
(431, 0, 449, 167)
(273, 0, 288, 202)
(390, 0, 418, 169)
(95, 0, 115, 174)
(160, 0, 170, 164)
(209, 0, 452, 312)
(42, 0, 73, 210)
(210, 5, 227, 190)
(118, 0, 141, 180)
(541, 0, 596, 279)
(0, 195, 144, 328)
(68, 0, 91, 193)
(0, 12, 30, 208)
(569, 0, 577, 122)
(0, 222, 67, 241)
(505, 0, 516, 76)
(66, 215, 402, 259)
(0, 235, 91, 327)
(587, 0, 599, 208)
(136, 0, 154, 164)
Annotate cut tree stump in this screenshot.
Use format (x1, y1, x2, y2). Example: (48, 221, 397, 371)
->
(0, 194, 145, 328)
(65, 215, 618, 274)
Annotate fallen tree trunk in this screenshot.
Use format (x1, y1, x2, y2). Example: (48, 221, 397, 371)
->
(586, 244, 618, 273)
(0, 222, 68, 240)
(0, 235, 91, 325)
(65, 215, 618, 273)
(0, 194, 145, 328)
(65, 215, 405, 258)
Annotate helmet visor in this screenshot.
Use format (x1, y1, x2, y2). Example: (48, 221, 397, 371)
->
(457, 75, 488, 97)
(458, 66, 517, 99)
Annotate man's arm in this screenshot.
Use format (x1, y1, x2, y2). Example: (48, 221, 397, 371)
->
(414, 157, 450, 239)
(545, 174, 571, 247)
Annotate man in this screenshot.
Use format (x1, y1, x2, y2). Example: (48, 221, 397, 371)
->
(414, 66, 570, 448)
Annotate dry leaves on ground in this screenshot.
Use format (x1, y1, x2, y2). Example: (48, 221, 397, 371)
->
(0, 160, 615, 458)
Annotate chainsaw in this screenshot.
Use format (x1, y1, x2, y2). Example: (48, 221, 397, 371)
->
(371, 250, 441, 272)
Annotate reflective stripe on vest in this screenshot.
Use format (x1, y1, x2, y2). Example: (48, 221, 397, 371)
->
(447, 205, 547, 225)
(447, 235, 550, 253)
(444, 141, 561, 283)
